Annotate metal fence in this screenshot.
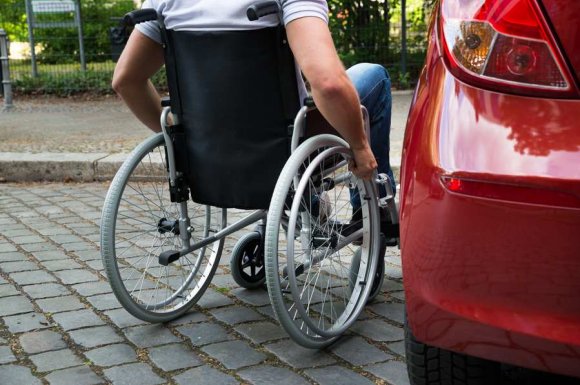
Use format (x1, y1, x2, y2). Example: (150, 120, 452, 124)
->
(0, 0, 430, 96)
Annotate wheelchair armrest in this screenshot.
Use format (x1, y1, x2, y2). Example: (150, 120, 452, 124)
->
(161, 96, 171, 107)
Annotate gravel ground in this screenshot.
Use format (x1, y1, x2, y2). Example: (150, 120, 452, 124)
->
(0, 95, 150, 154)
(0, 92, 412, 159)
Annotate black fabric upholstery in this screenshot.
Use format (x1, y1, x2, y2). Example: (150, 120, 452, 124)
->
(163, 27, 300, 209)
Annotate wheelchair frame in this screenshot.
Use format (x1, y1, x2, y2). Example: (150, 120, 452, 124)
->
(100, 2, 399, 349)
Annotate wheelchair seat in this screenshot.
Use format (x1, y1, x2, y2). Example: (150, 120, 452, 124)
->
(164, 26, 301, 210)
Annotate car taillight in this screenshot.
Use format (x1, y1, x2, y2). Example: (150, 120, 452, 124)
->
(439, 0, 577, 97)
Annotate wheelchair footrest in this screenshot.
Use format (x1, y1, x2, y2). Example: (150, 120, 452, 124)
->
(159, 250, 181, 266)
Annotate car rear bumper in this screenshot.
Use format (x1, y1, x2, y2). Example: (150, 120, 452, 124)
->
(401, 58, 580, 378)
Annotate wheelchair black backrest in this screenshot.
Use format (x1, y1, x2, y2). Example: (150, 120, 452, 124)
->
(160, 18, 301, 210)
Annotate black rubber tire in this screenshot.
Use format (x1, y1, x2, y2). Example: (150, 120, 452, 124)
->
(230, 232, 266, 289)
(405, 318, 501, 385)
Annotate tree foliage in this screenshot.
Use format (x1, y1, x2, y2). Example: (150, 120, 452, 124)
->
(328, 0, 398, 68)
(36, 0, 136, 63)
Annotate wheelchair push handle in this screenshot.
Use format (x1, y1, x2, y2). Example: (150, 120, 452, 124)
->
(247, 1, 281, 21)
(122, 8, 158, 26)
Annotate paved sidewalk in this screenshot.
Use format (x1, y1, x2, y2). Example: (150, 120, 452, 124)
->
(0, 182, 409, 385)
(0, 92, 413, 182)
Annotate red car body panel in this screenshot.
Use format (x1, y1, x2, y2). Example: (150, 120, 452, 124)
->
(401, 2, 580, 378)
(541, 0, 580, 82)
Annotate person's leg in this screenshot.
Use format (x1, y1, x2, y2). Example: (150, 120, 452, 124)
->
(346, 63, 395, 214)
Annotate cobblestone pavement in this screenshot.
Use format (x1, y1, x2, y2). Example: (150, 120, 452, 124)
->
(0, 182, 409, 385)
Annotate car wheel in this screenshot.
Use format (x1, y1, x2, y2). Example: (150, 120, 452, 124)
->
(405, 318, 501, 385)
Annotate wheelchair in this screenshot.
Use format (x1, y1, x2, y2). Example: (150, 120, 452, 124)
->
(100, 2, 399, 349)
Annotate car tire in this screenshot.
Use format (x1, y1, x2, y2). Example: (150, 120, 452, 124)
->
(405, 318, 501, 385)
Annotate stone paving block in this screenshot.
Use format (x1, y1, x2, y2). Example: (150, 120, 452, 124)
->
(2, 229, 32, 238)
(124, 324, 181, 348)
(31, 250, 70, 261)
(239, 365, 310, 385)
(63, 242, 96, 252)
(0, 295, 35, 316)
(104, 308, 148, 329)
(167, 311, 208, 326)
(0, 243, 18, 253)
(195, 289, 234, 309)
(387, 341, 406, 358)
(255, 305, 276, 320)
(365, 360, 411, 385)
(41, 259, 83, 271)
(85, 260, 104, 271)
(54, 269, 100, 285)
(85, 293, 121, 311)
(30, 348, 84, 372)
(305, 366, 375, 385)
(210, 306, 263, 325)
(177, 323, 233, 347)
(173, 365, 238, 385)
(265, 340, 337, 369)
(0, 283, 20, 297)
(47, 234, 85, 244)
(36, 295, 85, 313)
(21, 282, 71, 299)
(230, 287, 272, 306)
(104, 363, 165, 385)
(385, 265, 403, 280)
(69, 326, 124, 348)
(35, 227, 72, 237)
(74, 227, 100, 236)
(20, 243, 59, 253)
(233, 321, 288, 344)
(85, 344, 138, 367)
(11, 235, 45, 245)
(209, 274, 241, 290)
(201, 340, 266, 370)
(4, 312, 51, 333)
(0, 365, 42, 385)
(44, 365, 103, 385)
(330, 336, 393, 366)
(368, 302, 405, 325)
(73, 249, 102, 262)
(352, 319, 404, 342)
(19, 330, 67, 354)
(0, 251, 27, 262)
(0, 260, 38, 273)
(52, 309, 106, 331)
(0, 345, 16, 364)
(148, 343, 202, 371)
(73, 281, 112, 296)
(9, 270, 57, 286)
(379, 279, 404, 293)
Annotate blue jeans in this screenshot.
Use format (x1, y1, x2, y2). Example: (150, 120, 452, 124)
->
(347, 63, 395, 211)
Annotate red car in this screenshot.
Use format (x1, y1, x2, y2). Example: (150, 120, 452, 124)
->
(400, 0, 580, 383)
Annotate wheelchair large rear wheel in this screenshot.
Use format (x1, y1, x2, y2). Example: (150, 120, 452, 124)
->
(101, 133, 226, 322)
(265, 134, 381, 348)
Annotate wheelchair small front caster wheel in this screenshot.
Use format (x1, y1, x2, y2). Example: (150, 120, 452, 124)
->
(230, 231, 266, 289)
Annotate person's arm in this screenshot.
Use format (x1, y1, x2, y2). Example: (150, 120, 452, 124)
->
(286, 17, 377, 180)
(112, 29, 165, 132)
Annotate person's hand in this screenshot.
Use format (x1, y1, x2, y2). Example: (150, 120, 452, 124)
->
(349, 144, 377, 180)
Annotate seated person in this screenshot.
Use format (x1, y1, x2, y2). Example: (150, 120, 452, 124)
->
(112, 0, 395, 226)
